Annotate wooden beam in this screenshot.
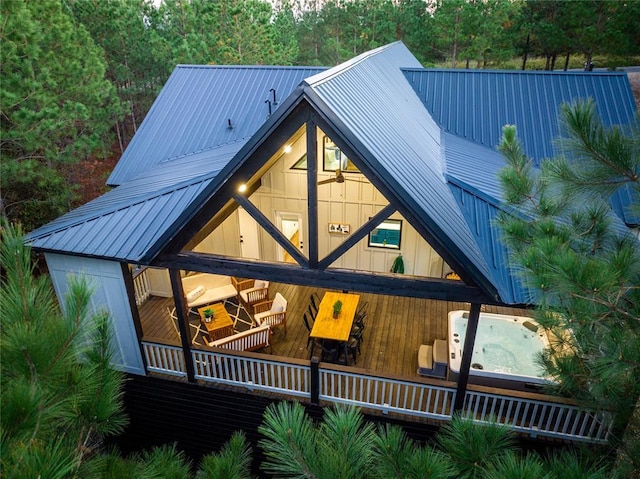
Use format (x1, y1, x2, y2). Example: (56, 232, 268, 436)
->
(154, 252, 499, 304)
(453, 302, 482, 411)
(306, 119, 318, 268)
(318, 203, 397, 270)
(183, 182, 261, 251)
(232, 193, 309, 268)
(156, 104, 311, 258)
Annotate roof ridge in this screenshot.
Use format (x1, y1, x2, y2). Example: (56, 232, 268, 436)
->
(304, 41, 403, 87)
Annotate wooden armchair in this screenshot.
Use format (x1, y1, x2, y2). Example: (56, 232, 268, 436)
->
(253, 292, 287, 335)
(233, 277, 270, 314)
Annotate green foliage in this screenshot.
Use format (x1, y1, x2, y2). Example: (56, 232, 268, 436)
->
(196, 431, 253, 479)
(437, 414, 515, 478)
(498, 101, 640, 473)
(0, 158, 76, 233)
(0, 0, 121, 230)
(258, 401, 376, 478)
(372, 423, 451, 478)
(0, 222, 128, 477)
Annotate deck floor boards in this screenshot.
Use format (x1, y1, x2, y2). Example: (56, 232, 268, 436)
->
(138, 283, 529, 378)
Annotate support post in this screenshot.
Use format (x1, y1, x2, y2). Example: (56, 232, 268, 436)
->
(169, 269, 196, 383)
(310, 356, 320, 405)
(453, 302, 482, 412)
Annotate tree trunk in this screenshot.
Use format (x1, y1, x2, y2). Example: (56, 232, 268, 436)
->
(615, 397, 640, 477)
(563, 52, 570, 71)
(521, 34, 530, 70)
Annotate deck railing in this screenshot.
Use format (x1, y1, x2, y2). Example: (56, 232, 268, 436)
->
(142, 341, 187, 378)
(132, 267, 151, 306)
(463, 388, 612, 444)
(192, 349, 310, 398)
(319, 365, 456, 421)
(142, 341, 611, 444)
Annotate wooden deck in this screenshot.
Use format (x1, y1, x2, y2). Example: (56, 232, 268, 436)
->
(138, 282, 529, 379)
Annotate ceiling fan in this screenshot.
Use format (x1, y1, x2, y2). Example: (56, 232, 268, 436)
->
(317, 169, 369, 186)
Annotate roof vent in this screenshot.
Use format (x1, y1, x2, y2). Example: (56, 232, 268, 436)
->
(227, 118, 233, 130)
(265, 99, 272, 117)
(270, 88, 277, 105)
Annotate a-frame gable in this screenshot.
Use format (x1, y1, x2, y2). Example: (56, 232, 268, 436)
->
(149, 86, 500, 305)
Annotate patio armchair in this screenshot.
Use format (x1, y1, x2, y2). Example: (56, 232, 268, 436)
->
(233, 277, 270, 314)
(253, 292, 287, 335)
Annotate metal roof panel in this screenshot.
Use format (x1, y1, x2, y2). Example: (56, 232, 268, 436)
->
(108, 65, 326, 186)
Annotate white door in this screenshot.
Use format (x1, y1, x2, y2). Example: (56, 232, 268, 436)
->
(276, 212, 303, 263)
(238, 208, 260, 259)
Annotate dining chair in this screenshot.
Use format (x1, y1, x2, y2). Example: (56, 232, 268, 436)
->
(309, 338, 339, 363)
(302, 311, 314, 348)
(339, 337, 360, 365)
(349, 327, 363, 354)
(355, 302, 368, 326)
(308, 302, 318, 319)
(309, 292, 321, 311)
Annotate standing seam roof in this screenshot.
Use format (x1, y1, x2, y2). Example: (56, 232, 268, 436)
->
(306, 43, 497, 295)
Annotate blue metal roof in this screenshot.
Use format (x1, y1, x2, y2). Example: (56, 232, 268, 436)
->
(404, 68, 638, 226)
(403, 68, 637, 164)
(26, 43, 637, 305)
(108, 65, 326, 186)
(25, 144, 238, 260)
(304, 43, 499, 298)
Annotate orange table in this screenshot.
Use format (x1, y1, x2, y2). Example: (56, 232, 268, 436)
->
(197, 303, 234, 342)
(310, 291, 360, 363)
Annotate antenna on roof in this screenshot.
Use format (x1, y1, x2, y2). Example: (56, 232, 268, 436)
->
(227, 118, 233, 129)
(265, 99, 272, 117)
(270, 88, 277, 105)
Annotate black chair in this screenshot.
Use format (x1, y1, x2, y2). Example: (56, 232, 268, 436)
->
(308, 302, 318, 319)
(302, 311, 314, 349)
(338, 337, 360, 365)
(349, 327, 364, 353)
(310, 338, 339, 363)
(309, 292, 321, 311)
(355, 302, 368, 326)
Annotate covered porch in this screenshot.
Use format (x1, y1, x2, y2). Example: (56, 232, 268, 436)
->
(138, 281, 526, 378)
(134, 278, 612, 445)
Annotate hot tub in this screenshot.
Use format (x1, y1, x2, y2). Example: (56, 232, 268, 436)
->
(448, 310, 551, 391)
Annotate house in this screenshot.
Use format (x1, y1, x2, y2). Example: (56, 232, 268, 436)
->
(25, 42, 637, 445)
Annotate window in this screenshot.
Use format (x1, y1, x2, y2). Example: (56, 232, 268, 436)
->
(323, 137, 359, 172)
(368, 219, 402, 249)
(290, 153, 307, 170)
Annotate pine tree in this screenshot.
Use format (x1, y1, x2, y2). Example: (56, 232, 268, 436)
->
(497, 99, 640, 475)
(0, 222, 128, 477)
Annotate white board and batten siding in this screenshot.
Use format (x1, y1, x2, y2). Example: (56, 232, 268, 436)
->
(45, 253, 145, 375)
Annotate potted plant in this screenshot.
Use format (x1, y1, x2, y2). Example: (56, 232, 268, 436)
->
(203, 308, 214, 322)
(332, 300, 343, 319)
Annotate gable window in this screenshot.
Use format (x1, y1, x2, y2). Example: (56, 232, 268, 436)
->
(368, 219, 402, 249)
(323, 137, 359, 172)
(290, 153, 307, 170)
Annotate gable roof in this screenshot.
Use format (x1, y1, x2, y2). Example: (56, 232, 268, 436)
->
(26, 43, 637, 305)
(404, 68, 639, 227)
(108, 65, 326, 186)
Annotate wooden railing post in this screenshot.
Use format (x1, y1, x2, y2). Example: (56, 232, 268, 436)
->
(310, 356, 320, 405)
(454, 302, 482, 412)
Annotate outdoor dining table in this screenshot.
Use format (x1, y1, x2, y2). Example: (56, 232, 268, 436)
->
(310, 291, 360, 364)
